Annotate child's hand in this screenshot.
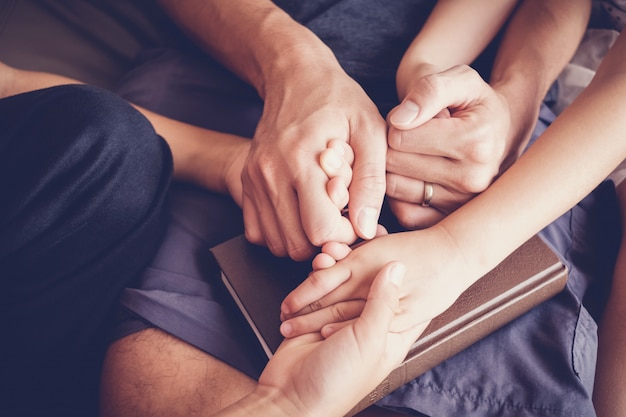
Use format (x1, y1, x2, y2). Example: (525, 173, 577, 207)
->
(319, 139, 354, 211)
(280, 226, 474, 338)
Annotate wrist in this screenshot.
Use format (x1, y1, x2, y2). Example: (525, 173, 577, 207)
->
(396, 61, 444, 101)
(490, 73, 544, 170)
(251, 12, 340, 100)
(215, 386, 308, 417)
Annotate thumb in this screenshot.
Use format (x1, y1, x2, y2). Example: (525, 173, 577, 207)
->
(354, 261, 405, 343)
(388, 65, 485, 130)
(348, 122, 387, 240)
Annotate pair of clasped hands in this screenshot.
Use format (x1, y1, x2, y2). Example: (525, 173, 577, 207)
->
(231, 63, 517, 343)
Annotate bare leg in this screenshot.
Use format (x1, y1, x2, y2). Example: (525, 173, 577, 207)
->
(100, 328, 256, 417)
(593, 179, 626, 417)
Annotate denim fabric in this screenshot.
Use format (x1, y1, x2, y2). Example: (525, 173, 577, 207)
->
(0, 85, 172, 417)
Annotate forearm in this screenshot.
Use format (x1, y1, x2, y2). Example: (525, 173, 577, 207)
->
(0, 63, 247, 195)
(440, 30, 626, 284)
(0, 62, 79, 98)
(135, 107, 249, 194)
(158, 0, 340, 99)
(490, 0, 592, 166)
(212, 388, 300, 417)
(396, 0, 518, 98)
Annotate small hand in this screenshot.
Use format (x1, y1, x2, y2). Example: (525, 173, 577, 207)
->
(281, 226, 471, 337)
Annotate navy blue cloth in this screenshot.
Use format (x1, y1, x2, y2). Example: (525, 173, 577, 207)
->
(0, 85, 172, 417)
(111, 46, 620, 416)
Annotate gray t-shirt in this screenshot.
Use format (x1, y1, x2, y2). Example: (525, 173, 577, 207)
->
(273, 0, 436, 113)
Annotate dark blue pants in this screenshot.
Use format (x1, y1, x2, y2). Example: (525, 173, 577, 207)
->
(0, 85, 172, 417)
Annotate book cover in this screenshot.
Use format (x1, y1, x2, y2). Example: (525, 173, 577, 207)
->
(211, 234, 567, 415)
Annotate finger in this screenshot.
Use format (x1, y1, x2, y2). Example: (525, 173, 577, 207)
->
(298, 168, 358, 247)
(348, 120, 387, 240)
(320, 318, 356, 338)
(388, 65, 487, 130)
(244, 178, 313, 259)
(385, 175, 438, 207)
(321, 241, 352, 261)
(352, 262, 405, 345)
(327, 176, 349, 209)
(281, 265, 352, 317)
(311, 241, 351, 271)
(387, 197, 446, 230)
(320, 147, 353, 187)
(388, 117, 499, 171)
(386, 174, 459, 212)
(312, 252, 337, 270)
(280, 300, 365, 338)
(241, 193, 263, 247)
(386, 147, 493, 195)
(327, 139, 355, 166)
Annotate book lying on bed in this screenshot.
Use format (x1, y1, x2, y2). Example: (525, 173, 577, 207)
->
(211, 234, 567, 416)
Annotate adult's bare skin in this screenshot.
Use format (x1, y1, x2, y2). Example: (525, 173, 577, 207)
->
(160, 0, 387, 260)
(385, 0, 592, 229)
(101, 263, 418, 417)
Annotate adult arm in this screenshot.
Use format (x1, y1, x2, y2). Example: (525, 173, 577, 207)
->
(214, 262, 420, 417)
(0, 63, 249, 204)
(159, 0, 387, 259)
(385, 0, 592, 229)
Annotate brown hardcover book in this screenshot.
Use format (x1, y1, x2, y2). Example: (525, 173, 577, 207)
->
(211, 234, 567, 416)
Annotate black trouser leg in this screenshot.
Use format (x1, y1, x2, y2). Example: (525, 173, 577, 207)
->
(0, 85, 172, 416)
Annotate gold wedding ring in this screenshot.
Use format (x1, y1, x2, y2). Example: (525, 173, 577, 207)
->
(422, 182, 434, 207)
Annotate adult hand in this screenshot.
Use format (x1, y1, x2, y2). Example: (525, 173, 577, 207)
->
(253, 261, 421, 417)
(385, 65, 512, 229)
(241, 62, 387, 260)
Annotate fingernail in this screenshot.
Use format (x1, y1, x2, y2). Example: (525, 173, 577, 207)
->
(357, 206, 379, 239)
(322, 325, 336, 338)
(390, 100, 419, 126)
(388, 262, 405, 287)
(280, 322, 293, 337)
(322, 149, 343, 173)
(329, 140, 346, 156)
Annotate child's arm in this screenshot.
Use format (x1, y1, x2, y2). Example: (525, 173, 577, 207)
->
(396, 0, 518, 98)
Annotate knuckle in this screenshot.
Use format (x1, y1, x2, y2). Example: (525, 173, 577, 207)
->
(287, 243, 315, 262)
(456, 170, 493, 193)
(418, 73, 446, 99)
(354, 163, 386, 194)
(307, 271, 331, 297)
(392, 206, 420, 230)
(387, 128, 403, 150)
(244, 227, 263, 246)
(330, 304, 349, 323)
(308, 299, 324, 313)
(385, 173, 400, 197)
